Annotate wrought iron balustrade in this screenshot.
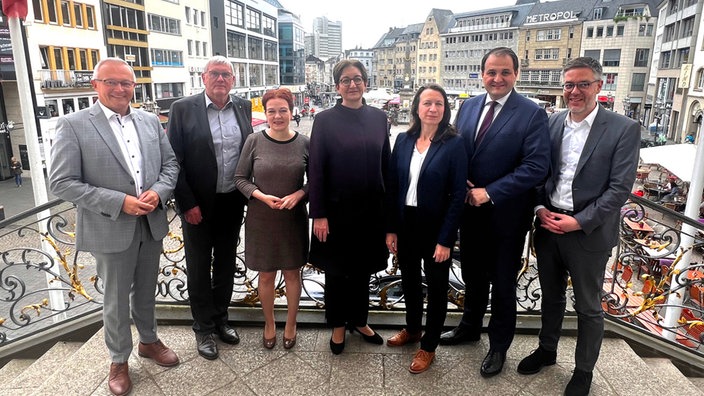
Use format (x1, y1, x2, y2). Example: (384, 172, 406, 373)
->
(3, 193, 704, 364)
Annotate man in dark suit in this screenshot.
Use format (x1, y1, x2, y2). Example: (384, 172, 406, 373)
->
(50, 58, 180, 396)
(516, 57, 639, 395)
(168, 56, 253, 360)
(440, 47, 550, 378)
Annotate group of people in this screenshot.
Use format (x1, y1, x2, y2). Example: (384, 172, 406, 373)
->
(47, 47, 639, 396)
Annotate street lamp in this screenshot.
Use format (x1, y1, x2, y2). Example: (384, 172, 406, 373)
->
(622, 95, 631, 117)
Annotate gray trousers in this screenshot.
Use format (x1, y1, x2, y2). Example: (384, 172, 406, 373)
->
(93, 217, 162, 363)
(534, 227, 610, 372)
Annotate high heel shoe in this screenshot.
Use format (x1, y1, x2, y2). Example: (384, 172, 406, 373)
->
(263, 334, 276, 349)
(283, 334, 297, 350)
(329, 337, 345, 355)
(349, 326, 383, 345)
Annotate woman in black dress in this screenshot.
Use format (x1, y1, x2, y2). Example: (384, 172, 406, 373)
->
(308, 60, 390, 354)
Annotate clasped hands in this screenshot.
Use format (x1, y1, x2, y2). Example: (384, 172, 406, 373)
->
(256, 189, 305, 210)
(122, 190, 160, 217)
(465, 181, 490, 207)
(536, 208, 581, 234)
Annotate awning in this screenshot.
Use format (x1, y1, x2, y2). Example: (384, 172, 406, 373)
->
(640, 144, 697, 182)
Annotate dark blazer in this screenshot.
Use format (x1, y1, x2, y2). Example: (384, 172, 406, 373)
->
(167, 92, 253, 217)
(386, 131, 467, 247)
(456, 90, 551, 234)
(537, 107, 640, 250)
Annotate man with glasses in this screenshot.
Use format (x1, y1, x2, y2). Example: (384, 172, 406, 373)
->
(442, 47, 550, 378)
(50, 57, 180, 395)
(167, 56, 253, 360)
(517, 57, 639, 395)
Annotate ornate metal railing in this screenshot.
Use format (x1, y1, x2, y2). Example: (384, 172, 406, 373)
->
(4, 193, 704, 362)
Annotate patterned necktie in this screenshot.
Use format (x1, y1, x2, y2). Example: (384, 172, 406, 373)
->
(475, 101, 497, 145)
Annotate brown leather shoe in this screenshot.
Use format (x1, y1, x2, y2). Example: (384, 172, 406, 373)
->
(409, 349, 435, 374)
(387, 329, 422, 347)
(138, 339, 180, 367)
(108, 362, 132, 396)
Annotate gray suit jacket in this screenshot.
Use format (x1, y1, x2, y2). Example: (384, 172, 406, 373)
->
(50, 103, 179, 253)
(537, 106, 640, 250)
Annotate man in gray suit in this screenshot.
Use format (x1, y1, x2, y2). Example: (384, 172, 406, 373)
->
(50, 58, 180, 396)
(516, 57, 639, 395)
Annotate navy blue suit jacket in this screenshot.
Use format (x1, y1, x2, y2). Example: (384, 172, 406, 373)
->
(456, 90, 550, 235)
(386, 131, 467, 247)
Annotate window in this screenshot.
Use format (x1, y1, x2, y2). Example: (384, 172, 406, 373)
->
(86, 5, 95, 29)
(584, 50, 600, 61)
(248, 37, 262, 60)
(150, 49, 183, 66)
(596, 26, 603, 37)
(60, 0, 70, 26)
(616, 25, 624, 36)
(149, 14, 181, 35)
(155, 83, 184, 99)
(631, 73, 645, 91)
(195, 41, 200, 56)
(202, 42, 207, 57)
(263, 40, 277, 62)
(263, 15, 276, 37)
(47, 0, 58, 24)
(535, 48, 559, 60)
(603, 73, 617, 90)
(603, 49, 621, 66)
(676, 48, 690, 67)
(33, 0, 43, 22)
(586, 27, 594, 38)
(187, 39, 192, 56)
(227, 31, 246, 58)
(185, 7, 191, 24)
(246, 8, 261, 33)
(639, 23, 654, 36)
(634, 48, 649, 67)
(201, 11, 206, 27)
(225, 0, 244, 27)
(663, 24, 675, 41)
(74, 4, 83, 28)
(681, 17, 695, 38)
(660, 51, 672, 68)
(606, 26, 613, 37)
(537, 29, 561, 41)
(594, 7, 603, 19)
(249, 63, 262, 86)
(697, 69, 704, 89)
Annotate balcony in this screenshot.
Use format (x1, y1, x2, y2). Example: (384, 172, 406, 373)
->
(38, 69, 94, 90)
(2, 177, 704, 393)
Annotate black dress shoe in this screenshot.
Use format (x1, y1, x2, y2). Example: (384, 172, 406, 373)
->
(196, 333, 218, 360)
(438, 326, 480, 345)
(216, 324, 240, 345)
(564, 369, 592, 396)
(517, 346, 557, 375)
(349, 327, 384, 345)
(330, 337, 345, 355)
(480, 350, 506, 378)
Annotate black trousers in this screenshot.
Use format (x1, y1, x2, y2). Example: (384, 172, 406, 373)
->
(459, 205, 526, 352)
(397, 206, 451, 352)
(324, 271, 372, 328)
(183, 191, 245, 335)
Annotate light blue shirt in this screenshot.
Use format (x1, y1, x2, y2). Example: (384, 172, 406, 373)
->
(205, 94, 242, 193)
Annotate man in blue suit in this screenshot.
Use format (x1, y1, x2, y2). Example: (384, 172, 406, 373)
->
(517, 57, 639, 395)
(440, 47, 550, 378)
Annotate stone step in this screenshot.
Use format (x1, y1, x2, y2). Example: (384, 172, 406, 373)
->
(16, 326, 704, 395)
(34, 328, 109, 396)
(0, 359, 34, 387)
(642, 357, 703, 395)
(4, 341, 82, 394)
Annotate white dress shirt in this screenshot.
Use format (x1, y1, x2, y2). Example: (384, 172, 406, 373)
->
(475, 91, 510, 139)
(99, 102, 144, 196)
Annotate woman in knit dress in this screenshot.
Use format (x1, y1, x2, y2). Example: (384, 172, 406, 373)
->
(235, 88, 309, 350)
(308, 59, 390, 354)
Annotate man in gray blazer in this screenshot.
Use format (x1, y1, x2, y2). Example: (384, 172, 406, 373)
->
(168, 56, 253, 359)
(50, 58, 180, 396)
(516, 57, 639, 395)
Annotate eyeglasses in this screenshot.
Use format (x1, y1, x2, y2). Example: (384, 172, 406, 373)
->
(94, 79, 136, 89)
(339, 76, 364, 86)
(207, 71, 234, 80)
(562, 80, 600, 91)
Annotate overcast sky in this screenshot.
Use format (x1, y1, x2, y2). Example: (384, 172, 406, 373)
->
(280, 1, 521, 50)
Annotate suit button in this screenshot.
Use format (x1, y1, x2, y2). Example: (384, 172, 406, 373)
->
(130, 181, 135, 185)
